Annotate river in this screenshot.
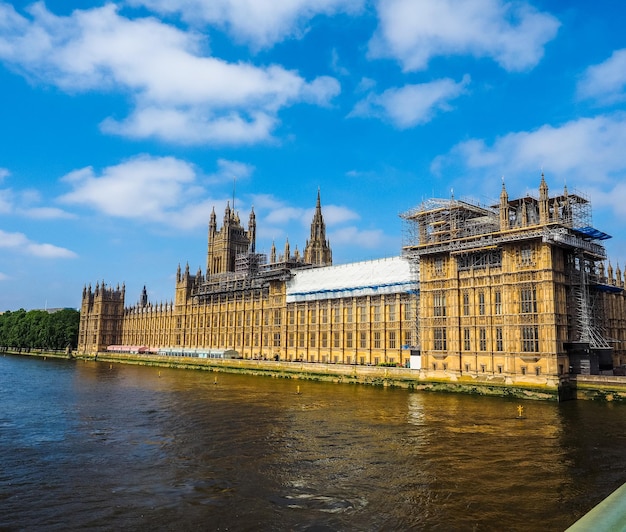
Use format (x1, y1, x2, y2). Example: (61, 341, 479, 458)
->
(1, 354, 624, 531)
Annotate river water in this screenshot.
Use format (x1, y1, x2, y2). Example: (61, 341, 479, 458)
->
(1, 355, 625, 531)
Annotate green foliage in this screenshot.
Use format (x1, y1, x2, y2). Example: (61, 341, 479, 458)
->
(0, 308, 80, 351)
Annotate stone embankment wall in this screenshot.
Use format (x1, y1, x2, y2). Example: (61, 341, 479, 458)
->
(8, 350, 626, 401)
(81, 351, 563, 401)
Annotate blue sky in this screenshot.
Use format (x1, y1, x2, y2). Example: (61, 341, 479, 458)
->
(1, 0, 626, 311)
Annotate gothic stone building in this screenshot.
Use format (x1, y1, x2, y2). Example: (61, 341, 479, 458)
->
(79, 179, 626, 380)
(79, 192, 419, 366)
(401, 175, 626, 378)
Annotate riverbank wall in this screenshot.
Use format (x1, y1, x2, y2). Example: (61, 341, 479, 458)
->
(6, 350, 626, 402)
(83, 351, 564, 401)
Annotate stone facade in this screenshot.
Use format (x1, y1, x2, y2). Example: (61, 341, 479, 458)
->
(79, 180, 626, 381)
(401, 175, 626, 378)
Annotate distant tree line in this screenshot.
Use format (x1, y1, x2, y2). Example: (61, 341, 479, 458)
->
(0, 308, 80, 352)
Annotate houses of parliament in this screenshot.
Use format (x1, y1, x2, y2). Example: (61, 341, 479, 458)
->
(78, 177, 626, 383)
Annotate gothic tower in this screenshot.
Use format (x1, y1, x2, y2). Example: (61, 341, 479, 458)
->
(304, 189, 333, 266)
(206, 202, 256, 276)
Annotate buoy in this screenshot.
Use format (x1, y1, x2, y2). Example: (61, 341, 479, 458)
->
(214, 377, 218, 385)
(296, 385, 301, 395)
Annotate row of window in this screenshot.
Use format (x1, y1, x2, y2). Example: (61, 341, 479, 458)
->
(433, 287, 537, 317)
(432, 362, 542, 375)
(162, 330, 413, 350)
(433, 326, 539, 352)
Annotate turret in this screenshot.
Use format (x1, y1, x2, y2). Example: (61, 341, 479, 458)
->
(303, 189, 333, 266)
(499, 178, 509, 231)
(248, 207, 256, 253)
(539, 173, 549, 224)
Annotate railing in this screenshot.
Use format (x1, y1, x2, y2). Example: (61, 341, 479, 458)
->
(565, 482, 626, 531)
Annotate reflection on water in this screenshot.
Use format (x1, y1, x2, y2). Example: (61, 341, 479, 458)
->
(0, 355, 624, 531)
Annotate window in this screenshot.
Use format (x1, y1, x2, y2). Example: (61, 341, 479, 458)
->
(288, 332, 294, 347)
(494, 290, 502, 315)
(310, 332, 316, 348)
(434, 292, 446, 317)
(521, 366, 527, 375)
(520, 287, 537, 314)
(345, 332, 353, 348)
(478, 292, 485, 315)
(463, 328, 471, 351)
(298, 333, 305, 348)
(388, 331, 396, 349)
(334, 309, 341, 323)
(521, 326, 539, 352)
(374, 331, 381, 349)
(535, 367, 541, 376)
(463, 292, 470, 316)
(404, 331, 412, 347)
(479, 328, 487, 351)
(273, 333, 281, 347)
(360, 332, 367, 348)
(465, 363, 471, 372)
(298, 310, 305, 325)
(273, 310, 281, 326)
(373, 306, 381, 322)
(358, 306, 367, 323)
(497, 365, 503, 374)
(288, 310, 295, 325)
(434, 257, 444, 274)
(321, 308, 328, 324)
(521, 244, 533, 265)
(321, 332, 328, 348)
(481, 364, 486, 373)
(387, 304, 396, 321)
(496, 327, 503, 351)
(345, 307, 353, 323)
(334, 332, 340, 348)
(434, 328, 447, 350)
(309, 309, 317, 324)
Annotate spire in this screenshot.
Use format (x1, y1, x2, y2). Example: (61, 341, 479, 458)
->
(248, 206, 256, 253)
(270, 240, 276, 263)
(284, 238, 290, 261)
(539, 172, 549, 224)
(499, 177, 509, 230)
(139, 285, 148, 307)
(209, 206, 217, 233)
(304, 189, 332, 266)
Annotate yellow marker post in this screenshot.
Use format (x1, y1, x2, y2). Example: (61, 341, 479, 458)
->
(517, 404, 524, 418)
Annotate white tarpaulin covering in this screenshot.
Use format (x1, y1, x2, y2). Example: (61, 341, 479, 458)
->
(286, 256, 418, 303)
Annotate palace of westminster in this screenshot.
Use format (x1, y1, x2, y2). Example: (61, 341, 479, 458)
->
(78, 177, 626, 382)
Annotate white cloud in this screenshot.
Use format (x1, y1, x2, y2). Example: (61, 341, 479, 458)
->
(0, 229, 77, 258)
(0, 272, 9, 281)
(59, 154, 215, 228)
(209, 158, 255, 184)
(369, 0, 560, 72)
(0, 168, 9, 182)
(127, 0, 364, 49)
(0, 3, 340, 145)
(0, 185, 74, 219)
(578, 49, 626, 105)
(351, 76, 469, 128)
(431, 113, 626, 222)
(329, 226, 384, 248)
(436, 113, 626, 181)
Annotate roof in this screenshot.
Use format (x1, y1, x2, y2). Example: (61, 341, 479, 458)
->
(574, 226, 612, 241)
(286, 256, 418, 303)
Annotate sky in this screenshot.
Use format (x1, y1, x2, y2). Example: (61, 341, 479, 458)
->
(1, 0, 626, 311)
